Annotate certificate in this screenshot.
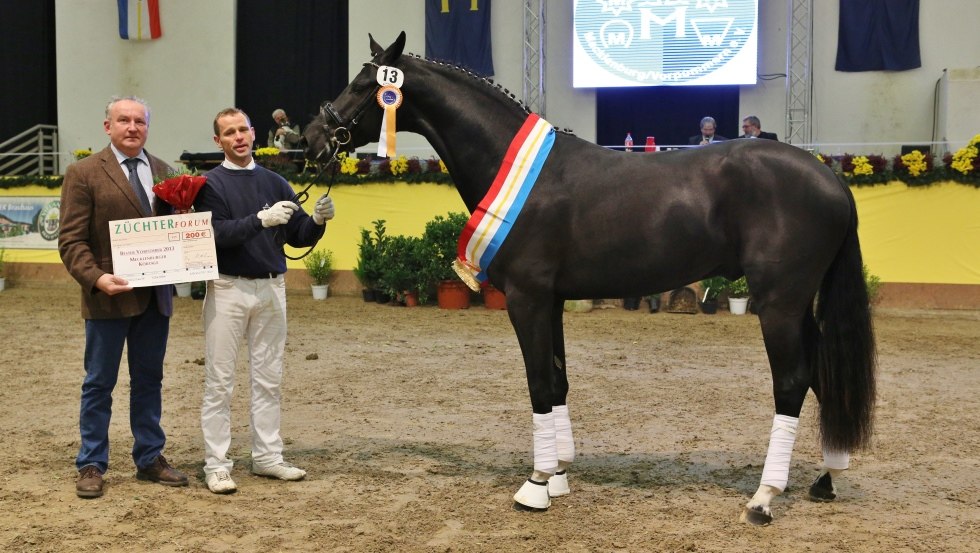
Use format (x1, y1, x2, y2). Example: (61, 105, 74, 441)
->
(109, 212, 219, 287)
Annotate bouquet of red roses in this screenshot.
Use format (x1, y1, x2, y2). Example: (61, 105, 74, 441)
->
(152, 174, 207, 214)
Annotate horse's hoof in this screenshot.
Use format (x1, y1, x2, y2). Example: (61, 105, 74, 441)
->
(548, 471, 570, 497)
(513, 478, 551, 511)
(739, 505, 773, 526)
(512, 501, 548, 512)
(808, 472, 837, 502)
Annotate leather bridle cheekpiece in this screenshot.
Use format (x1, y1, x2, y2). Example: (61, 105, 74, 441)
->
(313, 61, 383, 172)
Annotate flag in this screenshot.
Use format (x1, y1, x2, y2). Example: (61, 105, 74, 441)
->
(835, 0, 920, 72)
(425, 0, 494, 76)
(118, 0, 162, 41)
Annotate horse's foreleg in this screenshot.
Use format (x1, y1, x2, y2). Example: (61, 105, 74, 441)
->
(809, 449, 849, 501)
(510, 296, 565, 511)
(548, 305, 574, 498)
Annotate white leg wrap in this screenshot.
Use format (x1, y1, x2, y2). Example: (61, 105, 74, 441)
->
(532, 412, 558, 474)
(760, 414, 800, 491)
(822, 448, 850, 471)
(553, 405, 575, 463)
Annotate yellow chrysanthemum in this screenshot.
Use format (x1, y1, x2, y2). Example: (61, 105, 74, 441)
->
(389, 155, 409, 175)
(338, 152, 359, 175)
(900, 150, 928, 177)
(951, 144, 978, 175)
(852, 155, 873, 176)
(254, 147, 280, 158)
(439, 160, 448, 173)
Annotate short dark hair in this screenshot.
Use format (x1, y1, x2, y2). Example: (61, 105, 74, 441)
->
(213, 108, 252, 136)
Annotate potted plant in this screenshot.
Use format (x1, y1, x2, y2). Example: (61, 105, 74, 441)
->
(421, 212, 472, 309)
(353, 219, 389, 302)
(378, 235, 429, 306)
(303, 248, 334, 300)
(645, 292, 663, 313)
(699, 276, 727, 314)
(727, 276, 750, 315)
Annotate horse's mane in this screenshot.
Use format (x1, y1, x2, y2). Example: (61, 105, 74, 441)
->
(406, 52, 576, 137)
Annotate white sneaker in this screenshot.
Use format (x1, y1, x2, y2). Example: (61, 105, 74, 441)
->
(252, 462, 306, 481)
(206, 470, 237, 494)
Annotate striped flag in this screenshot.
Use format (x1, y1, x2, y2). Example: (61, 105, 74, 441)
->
(118, 0, 162, 41)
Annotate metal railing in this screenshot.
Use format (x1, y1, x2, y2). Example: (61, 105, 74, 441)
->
(0, 125, 60, 176)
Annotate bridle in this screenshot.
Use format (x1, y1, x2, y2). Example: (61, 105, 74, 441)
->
(311, 61, 384, 172)
(287, 62, 384, 260)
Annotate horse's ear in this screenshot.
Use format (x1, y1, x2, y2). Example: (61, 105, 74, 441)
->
(378, 31, 406, 65)
(369, 33, 383, 56)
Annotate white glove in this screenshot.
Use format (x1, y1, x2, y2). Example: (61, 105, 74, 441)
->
(311, 194, 335, 225)
(257, 200, 298, 228)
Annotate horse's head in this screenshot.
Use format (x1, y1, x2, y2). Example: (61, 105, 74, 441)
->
(303, 32, 407, 174)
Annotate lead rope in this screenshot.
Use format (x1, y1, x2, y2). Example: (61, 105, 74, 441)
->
(280, 161, 336, 261)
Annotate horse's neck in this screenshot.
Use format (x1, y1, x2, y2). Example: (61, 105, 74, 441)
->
(400, 61, 530, 210)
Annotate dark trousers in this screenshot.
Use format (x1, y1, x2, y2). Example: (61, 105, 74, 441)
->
(76, 298, 170, 472)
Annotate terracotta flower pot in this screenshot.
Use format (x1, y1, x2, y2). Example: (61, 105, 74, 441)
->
(437, 280, 471, 309)
(403, 290, 419, 307)
(482, 285, 506, 310)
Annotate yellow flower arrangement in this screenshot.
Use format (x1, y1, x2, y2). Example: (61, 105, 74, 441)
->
(950, 134, 980, 175)
(73, 149, 93, 161)
(254, 146, 281, 158)
(816, 153, 826, 164)
(851, 155, 873, 176)
(389, 155, 409, 176)
(439, 159, 448, 173)
(900, 150, 929, 177)
(338, 152, 359, 175)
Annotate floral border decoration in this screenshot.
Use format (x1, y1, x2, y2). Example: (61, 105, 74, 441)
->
(3, 136, 979, 190)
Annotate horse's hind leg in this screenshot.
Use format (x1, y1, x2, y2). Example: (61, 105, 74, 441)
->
(809, 449, 849, 501)
(741, 306, 812, 526)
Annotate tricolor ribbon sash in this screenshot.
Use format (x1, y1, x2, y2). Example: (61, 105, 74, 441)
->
(453, 114, 555, 291)
(118, 0, 162, 41)
(377, 85, 402, 158)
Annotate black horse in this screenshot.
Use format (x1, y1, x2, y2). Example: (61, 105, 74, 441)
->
(304, 33, 876, 525)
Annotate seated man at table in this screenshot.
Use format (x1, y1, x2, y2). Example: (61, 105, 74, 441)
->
(739, 115, 778, 141)
(688, 116, 727, 146)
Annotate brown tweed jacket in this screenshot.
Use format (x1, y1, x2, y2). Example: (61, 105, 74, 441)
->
(59, 145, 175, 319)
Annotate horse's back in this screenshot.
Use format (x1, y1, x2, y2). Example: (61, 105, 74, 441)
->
(498, 137, 852, 297)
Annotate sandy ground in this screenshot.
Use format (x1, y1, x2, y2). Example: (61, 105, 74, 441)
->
(0, 285, 978, 552)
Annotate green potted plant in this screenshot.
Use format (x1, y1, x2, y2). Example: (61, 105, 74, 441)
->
(421, 212, 471, 309)
(353, 219, 389, 302)
(863, 263, 882, 306)
(303, 248, 334, 300)
(377, 235, 430, 306)
(699, 276, 727, 314)
(727, 276, 750, 315)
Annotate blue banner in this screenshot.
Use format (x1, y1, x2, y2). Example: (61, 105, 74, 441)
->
(836, 0, 920, 72)
(425, 0, 494, 76)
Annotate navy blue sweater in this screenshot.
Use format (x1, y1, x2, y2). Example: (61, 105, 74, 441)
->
(194, 164, 325, 276)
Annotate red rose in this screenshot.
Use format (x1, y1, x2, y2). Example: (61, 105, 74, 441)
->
(152, 174, 207, 214)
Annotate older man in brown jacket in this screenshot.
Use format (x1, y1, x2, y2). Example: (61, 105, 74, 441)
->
(59, 95, 187, 498)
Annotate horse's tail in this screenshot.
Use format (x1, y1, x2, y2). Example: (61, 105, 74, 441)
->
(812, 189, 877, 453)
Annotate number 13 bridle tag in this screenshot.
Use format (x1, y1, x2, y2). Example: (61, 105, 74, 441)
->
(376, 66, 404, 158)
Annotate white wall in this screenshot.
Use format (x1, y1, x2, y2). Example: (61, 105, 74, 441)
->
(56, 0, 980, 166)
(55, 0, 236, 169)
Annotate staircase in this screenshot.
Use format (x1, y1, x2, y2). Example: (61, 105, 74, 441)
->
(0, 125, 59, 176)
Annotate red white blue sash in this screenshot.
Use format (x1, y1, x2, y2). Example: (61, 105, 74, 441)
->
(453, 114, 555, 290)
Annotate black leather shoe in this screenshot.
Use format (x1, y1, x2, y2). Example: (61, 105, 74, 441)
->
(76, 465, 104, 498)
(136, 455, 188, 487)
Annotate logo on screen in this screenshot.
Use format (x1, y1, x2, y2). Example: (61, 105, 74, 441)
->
(575, 0, 758, 87)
